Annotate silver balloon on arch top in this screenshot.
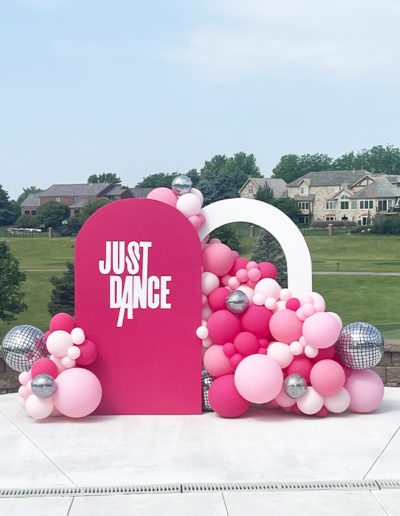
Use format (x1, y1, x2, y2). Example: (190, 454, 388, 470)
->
(226, 290, 249, 315)
(1, 325, 48, 372)
(171, 175, 192, 196)
(335, 322, 384, 370)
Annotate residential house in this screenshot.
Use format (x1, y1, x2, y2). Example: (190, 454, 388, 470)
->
(286, 170, 400, 225)
(239, 178, 288, 199)
(21, 184, 152, 218)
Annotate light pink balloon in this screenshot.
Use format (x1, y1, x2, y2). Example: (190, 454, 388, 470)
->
(25, 394, 54, 420)
(19, 371, 31, 386)
(324, 388, 350, 413)
(146, 187, 177, 207)
(296, 387, 324, 415)
(267, 342, 293, 368)
(176, 193, 202, 217)
(254, 278, 281, 300)
(190, 187, 204, 205)
(275, 387, 296, 407)
(204, 345, 235, 377)
(302, 312, 341, 349)
(46, 330, 73, 357)
(346, 369, 384, 413)
(234, 354, 283, 404)
(201, 271, 219, 295)
(53, 368, 102, 418)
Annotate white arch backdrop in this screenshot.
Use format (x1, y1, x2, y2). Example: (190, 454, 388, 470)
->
(198, 198, 312, 296)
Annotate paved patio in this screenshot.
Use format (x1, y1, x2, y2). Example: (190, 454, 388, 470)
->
(0, 388, 399, 515)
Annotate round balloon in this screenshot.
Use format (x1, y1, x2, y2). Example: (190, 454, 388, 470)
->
(302, 312, 341, 349)
(208, 374, 249, 418)
(1, 325, 47, 372)
(234, 354, 283, 404)
(53, 368, 102, 418)
(346, 369, 384, 413)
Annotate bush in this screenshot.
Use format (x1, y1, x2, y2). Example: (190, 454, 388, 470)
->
(48, 262, 75, 316)
(371, 214, 400, 234)
(14, 214, 39, 228)
(312, 220, 357, 229)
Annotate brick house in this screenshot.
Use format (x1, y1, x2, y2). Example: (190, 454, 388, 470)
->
(21, 184, 152, 218)
(286, 170, 400, 225)
(239, 178, 288, 199)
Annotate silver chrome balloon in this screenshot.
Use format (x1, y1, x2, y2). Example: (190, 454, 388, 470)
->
(31, 374, 57, 399)
(226, 290, 249, 315)
(284, 374, 307, 399)
(335, 322, 384, 369)
(1, 325, 47, 372)
(202, 369, 215, 412)
(171, 175, 192, 195)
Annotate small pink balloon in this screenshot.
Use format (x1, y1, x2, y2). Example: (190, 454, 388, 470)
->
(257, 262, 277, 280)
(71, 327, 85, 345)
(76, 339, 98, 366)
(236, 269, 248, 283)
(67, 346, 81, 360)
(19, 371, 31, 386)
(176, 193, 202, 217)
(188, 215, 203, 228)
(296, 387, 324, 415)
(229, 258, 249, 275)
(18, 385, 29, 399)
(46, 330, 73, 357)
(310, 359, 345, 396)
(25, 394, 54, 420)
(49, 313, 76, 333)
(324, 387, 351, 413)
(275, 387, 296, 408)
(202, 243, 235, 277)
(302, 312, 341, 349)
(234, 332, 259, 356)
(234, 354, 283, 404)
(248, 268, 261, 282)
(201, 271, 219, 295)
(204, 345, 235, 377)
(146, 187, 177, 207)
(228, 277, 241, 290)
(269, 310, 303, 344)
(190, 187, 204, 205)
(230, 353, 244, 368)
(267, 341, 293, 368)
(223, 342, 236, 358)
(53, 368, 102, 418)
(346, 369, 384, 413)
(208, 287, 230, 312)
(208, 374, 250, 418)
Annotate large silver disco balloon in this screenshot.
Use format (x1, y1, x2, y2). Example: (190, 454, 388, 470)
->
(31, 374, 57, 399)
(202, 370, 215, 412)
(171, 175, 192, 195)
(284, 374, 307, 399)
(335, 322, 384, 369)
(226, 290, 249, 315)
(1, 325, 47, 372)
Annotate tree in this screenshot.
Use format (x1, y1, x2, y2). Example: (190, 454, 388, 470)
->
(48, 262, 75, 316)
(14, 214, 39, 228)
(333, 145, 400, 174)
(0, 242, 26, 321)
(272, 153, 333, 183)
(251, 231, 287, 287)
(136, 172, 178, 188)
(210, 224, 241, 253)
(77, 198, 111, 224)
(255, 183, 274, 203)
(16, 186, 42, 206)
(270, 198, 301, 222)
(36, 201, 69, 229)
(199, 152, 262, 204)
(0, 185, 19, 226)
(88, 173, 121, 184)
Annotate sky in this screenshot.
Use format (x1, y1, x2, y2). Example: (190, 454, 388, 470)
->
(1, 0, 400, 200)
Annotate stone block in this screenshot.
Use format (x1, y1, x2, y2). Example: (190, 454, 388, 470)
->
(0, 359, 5, 372)
(378, 352, 392, 366)
(372, 366, 386, 383)
(386, 367, 400, 384)
(384, 339, 400, 352)
(0, 372, 19, 390)
(392, 353, 400, 366)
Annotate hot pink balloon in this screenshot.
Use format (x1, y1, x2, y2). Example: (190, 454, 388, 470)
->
(302, 312, 341, 349)
(75, 339, 98, 366)
(207, 310, 241, 344)
(234, 354, 283, 404)
(240, 305, 272, 338)
(208, 287, 230, 312)
(310, 359, 345, 396)
(53, 368, 102, 418)
(346, 369, 384, 413)
(208, 374, 250, 418)
(269, 310, 303, 344)
(234, 332, 259, 356)
(49, 313, 76, 333)
(146, 187, 177, 207)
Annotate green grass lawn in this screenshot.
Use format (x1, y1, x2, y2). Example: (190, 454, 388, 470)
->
(1, 230, 399, 340)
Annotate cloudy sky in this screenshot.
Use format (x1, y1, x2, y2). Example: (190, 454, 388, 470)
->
(1, 0, 400, 199)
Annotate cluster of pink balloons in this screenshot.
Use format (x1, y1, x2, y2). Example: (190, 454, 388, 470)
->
(18, 313, 102, 420)
(198, 239, 385, 418)
(147, 185, 206, 229)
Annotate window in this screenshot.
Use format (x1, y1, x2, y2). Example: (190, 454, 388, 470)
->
(340, 201, 349, 209)
(31, 210, 36, 215)
(24, 210, 30, 215)
(298, 215, 309, 224)
(325, 216, 336, 221)
(360, 200, 374, 209)
(377, 199, 393, 212)
(340, 194, 349, 200)
(325, 201, 337, 210)
(73, 196, 79, 203)
(300, 185, 308, 194)
(248, 188, 253, 194)
(298, 201, 309, 210)
(351, 201, 357, 209)
(55, 196, 61, 202)
(335, 186, 340, 192)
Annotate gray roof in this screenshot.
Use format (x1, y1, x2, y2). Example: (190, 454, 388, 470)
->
(287, 170, 370, 187)
(106, 185, 130, 196)
(21, 194, 41, 207)
(351, 177, 400, 199)
(130, 188, 153, 198)
(39, 183, 112, 197)
(242, 178, 288, 198)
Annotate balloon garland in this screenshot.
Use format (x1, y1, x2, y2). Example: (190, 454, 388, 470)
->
(0, 175, 386, 420)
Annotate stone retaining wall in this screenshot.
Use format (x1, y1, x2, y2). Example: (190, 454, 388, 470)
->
(1, 340, 400, 394)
